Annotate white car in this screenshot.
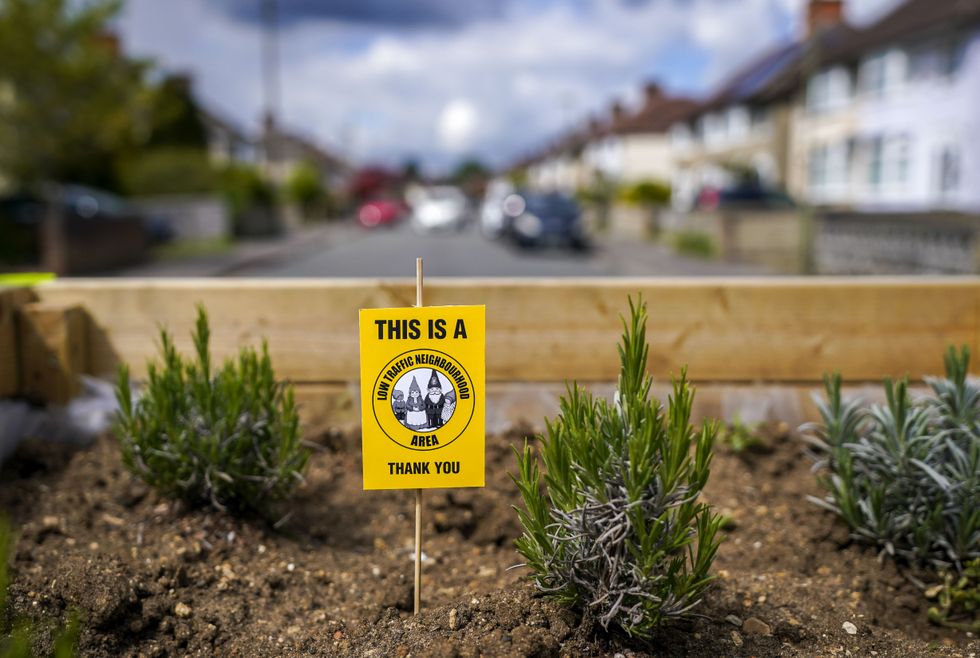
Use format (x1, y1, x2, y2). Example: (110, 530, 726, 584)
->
(410, 186, 470, 232)
(479, 178, 514, 238)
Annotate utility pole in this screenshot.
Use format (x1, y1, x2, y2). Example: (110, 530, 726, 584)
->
(261, 0, 281, 176)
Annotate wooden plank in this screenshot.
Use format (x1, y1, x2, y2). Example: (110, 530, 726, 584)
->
(17, 302, 88, 404)
(291, 381, 920, 435)
(32, 277, 980, 384)
(0, 287, 37, 396)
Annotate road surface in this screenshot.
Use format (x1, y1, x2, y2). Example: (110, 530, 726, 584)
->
(227, 221, 768, 278)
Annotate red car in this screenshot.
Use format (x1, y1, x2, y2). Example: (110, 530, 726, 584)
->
(357, 199, 404, 228)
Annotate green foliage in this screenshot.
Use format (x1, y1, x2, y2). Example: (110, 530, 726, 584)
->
(927, 558, 980, 632)
(513, 297, 723, 639)
(717, 416, 769, 455)
(0, 518, 80, 658)
(575, 178, 618, 207)
(142, 75, 208, 150)
(0, 0, 149, 190)
(672, 231, 716, 259)
(114, 306, 310, 516)
(803, 347, 980, 572)
(619, 180, 671, 207)
(120, 148, 216, 197)
(219, 164, 275, 219)
(284, 162, 327, 218)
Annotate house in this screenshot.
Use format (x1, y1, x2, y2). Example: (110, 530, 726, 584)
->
(524, 83, 696, 194)
(786, 0, 980, 212)
(261, 115, 350, 190)
(669, 0, 855, 210)
(200, 107, 257, 166)
(582, 84, 697, 185)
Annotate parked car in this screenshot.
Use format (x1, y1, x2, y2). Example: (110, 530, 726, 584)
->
(479, 179, 514, 238)
(501, 192, 588, 250)
(410, 186, 470, 232)
(695, 183, 794, 211)
(357, 199, 405, 228)
(0, 184, 152, 272)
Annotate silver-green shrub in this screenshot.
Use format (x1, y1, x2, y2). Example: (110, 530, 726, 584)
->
(803, 347, 980, 572)
(115, 306, 309, 515)
(513, 298, 722, 638)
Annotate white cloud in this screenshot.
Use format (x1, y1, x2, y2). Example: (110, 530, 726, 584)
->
(438, 99, 479, 153)
(119, 0, 808, 171)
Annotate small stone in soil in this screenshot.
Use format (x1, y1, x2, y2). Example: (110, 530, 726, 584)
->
(725, 614, 743, 627)
(449, 608, 459, 630)
(842, 621, 858, 635)
(743, 617, 771, 636)
(730, 630, 744, 647)
(174, 602, 192, 619)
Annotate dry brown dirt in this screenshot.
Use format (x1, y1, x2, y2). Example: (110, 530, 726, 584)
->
(1, 423, 977, 657)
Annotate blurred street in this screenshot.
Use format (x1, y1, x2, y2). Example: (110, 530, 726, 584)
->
(223, 221, 767, 278)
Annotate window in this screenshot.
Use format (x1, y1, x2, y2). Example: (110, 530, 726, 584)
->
(861, 52, 888, 97)
(807, 66, 852, 113)
(868, 134, 911, 189)
(938, 147, 960, 194)
(749, 106, 769, 132)
(867, 136, 884, 187)
(909, 37, 967, 82)
(808, 145, 829, 189)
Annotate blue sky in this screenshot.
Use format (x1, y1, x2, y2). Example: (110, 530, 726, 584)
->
(118, 0, 900, 173)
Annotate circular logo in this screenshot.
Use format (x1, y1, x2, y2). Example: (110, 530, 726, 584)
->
(372, 349, 475, 452)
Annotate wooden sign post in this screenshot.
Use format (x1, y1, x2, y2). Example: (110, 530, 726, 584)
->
(359, 258, 486, 614)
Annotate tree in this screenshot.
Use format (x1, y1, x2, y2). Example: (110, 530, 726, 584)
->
(284, 162, 327, 219)
(0, 0, 148, 190)
(451, 158, 489, 198)
(143, 74, 209, 150)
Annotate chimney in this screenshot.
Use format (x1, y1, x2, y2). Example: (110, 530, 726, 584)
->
(611, 102, 625, 123)
(806, 0, 844, 36)
(643, 81, 663, 106)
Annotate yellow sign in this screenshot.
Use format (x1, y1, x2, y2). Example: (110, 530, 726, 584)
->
(359, 305, 485, 490)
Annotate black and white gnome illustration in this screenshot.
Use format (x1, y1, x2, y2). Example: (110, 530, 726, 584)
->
(391, 368, 456, 431)
(391, 389, 407, 423)
(403, 375, 427, 429)
(424, 368, 448, 429)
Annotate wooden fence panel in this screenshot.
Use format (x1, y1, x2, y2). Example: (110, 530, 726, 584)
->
(28, 277, 978, 384)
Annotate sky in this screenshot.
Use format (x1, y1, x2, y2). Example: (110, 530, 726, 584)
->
(118, 0, 904, 173)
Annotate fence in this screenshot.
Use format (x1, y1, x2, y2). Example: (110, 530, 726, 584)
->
(2, 278, 978, 426)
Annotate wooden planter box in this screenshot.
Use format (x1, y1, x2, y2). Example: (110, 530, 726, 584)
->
(2, 278, 978, 424)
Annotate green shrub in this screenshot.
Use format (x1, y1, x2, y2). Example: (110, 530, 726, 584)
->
(284, 162, 327, 219)
(672, 231, 716, 259)
(717, 416, 769, 455)
(927, 558, 980, 631)
(513, 298, 723, 638)
(802, 347, 980, 572)
(120, 148, 217, 197)
(219, 164, 275, 219)
(619, 180, 671, 207)
(115, 306, 310, 516)
(0, 517, 79, 658)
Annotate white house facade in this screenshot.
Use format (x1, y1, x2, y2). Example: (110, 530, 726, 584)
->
(789, 2, 980, 212)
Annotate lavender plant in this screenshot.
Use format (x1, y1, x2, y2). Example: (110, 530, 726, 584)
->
(115, 306, 309, 516)
(803, 347, 980, 572)
(513, 298, 722, 639)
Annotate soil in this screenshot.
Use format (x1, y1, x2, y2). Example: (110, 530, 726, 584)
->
(1, 422, 977, 657)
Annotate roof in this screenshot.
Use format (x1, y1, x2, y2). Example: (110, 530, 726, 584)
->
(264, 124, 349, 173)
(833, 0, 980, 60)
(611, 97, 699, 135)
(761, 0, 980, 100)
(700, 41, 805, 112)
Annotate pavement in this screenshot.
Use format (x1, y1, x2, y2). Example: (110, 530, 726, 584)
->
(109, 219, 769, 278)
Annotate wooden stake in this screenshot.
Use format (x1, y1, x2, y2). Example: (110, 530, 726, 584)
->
(414, 257, 423, 615)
